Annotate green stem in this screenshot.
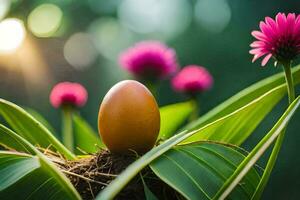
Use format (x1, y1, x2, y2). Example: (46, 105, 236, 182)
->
(283, 63, 296, 104)
(189, 98, 200, 122)
(251, 62, 295, 200)
(62, 106, 74, 152)
(145, 81, 157, 97)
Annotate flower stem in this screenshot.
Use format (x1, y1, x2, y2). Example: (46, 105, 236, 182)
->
(145, 81, 157, 98)
(62, 106, 74, 152)
(283, 63, 295, 104)
(189, 98, 200, 122)
(252, 62, 295, 200)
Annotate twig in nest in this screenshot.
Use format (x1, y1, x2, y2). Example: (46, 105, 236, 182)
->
(89, 171, 117, 177)
(87, 182, 95, 199)
(61, 169, 108, 186)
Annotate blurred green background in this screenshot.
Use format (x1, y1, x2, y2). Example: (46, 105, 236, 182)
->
(0, 0, 299, 199)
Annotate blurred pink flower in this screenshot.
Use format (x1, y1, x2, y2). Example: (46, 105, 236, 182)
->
(119, 41, 178, 80)
(50, 82, 88, 108)
(171, 65, 213, 94)
(250, 13, 300, 66)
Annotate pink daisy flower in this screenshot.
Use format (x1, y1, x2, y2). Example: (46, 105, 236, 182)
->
(50, 82, 88, 108)
(119, 41, 178, 80)
(171, 65, 213, 95)
(250, 13, 300, 66)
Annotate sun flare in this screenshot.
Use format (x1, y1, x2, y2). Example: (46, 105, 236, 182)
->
(0, 18, 26, 53)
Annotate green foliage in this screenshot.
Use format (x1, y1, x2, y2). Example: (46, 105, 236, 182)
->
(159, 101, 193, 140)
(0, 125, 81, 200)
(73, 113, 104, 154)
(141, 175, 159, 200)
(0, 151, 80, 200)
(150, 143, 260, 200)
(25, 108, 105, 154)
(26, 108, 57, 135)
(0, 99, 75, 159)
(181, 84, 286, 145)
(183, 65, 300, 131)
(213, 96, 300, 199)
(0, 152, 40, 191)
(0, 66, 299, 200)
(0, 125, 33, 153)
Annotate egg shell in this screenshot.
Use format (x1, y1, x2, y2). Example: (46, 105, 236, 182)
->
(98, 80, 160, 153)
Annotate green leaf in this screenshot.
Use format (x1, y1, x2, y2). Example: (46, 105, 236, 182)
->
(159, 101, 193, 140)
(150, 143, 260, 200)
(0, 126, 32, 153)
(213, 96, 300, 200)
(73, 113, 104, 154)
(0, 151, 80, 200)
(0, 99, 75, 160)
(183, 65, 300, 131)
(0, 125, 81, 200)
(26, 108, 57, 135)
(141, 174, 158, 200)
(181, 84, 286, 145)
(0, 151, 40, 191)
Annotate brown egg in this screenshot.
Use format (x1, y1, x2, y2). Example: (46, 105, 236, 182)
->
(98, 80, 160, 154)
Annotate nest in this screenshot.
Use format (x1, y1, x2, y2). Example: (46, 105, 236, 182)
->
(44, 149, 181, 200)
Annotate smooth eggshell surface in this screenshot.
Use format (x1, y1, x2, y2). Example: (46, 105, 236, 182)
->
(98, 80, 160, 153)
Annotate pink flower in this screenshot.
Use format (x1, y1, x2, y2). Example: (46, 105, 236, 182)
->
(50, 82, 88, 108)
(250, 13, 300, 66)
(119, 41, 178, 80)
(171, 65, 213, 94)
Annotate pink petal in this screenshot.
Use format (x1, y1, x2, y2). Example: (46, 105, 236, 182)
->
(265, 17, 276, 28)
(276, 13, 287, 34)
(250, 41, 265, 48)
(252, 51, 267, 62)
(293, 16, 300, 35)
(286, 13, 296, 34)
(249, 47, 268, 55)
(261, 53, 272, 66)
(260, 21, 276, 39)
(251, 31, 267, 41)
(249, 48, 263, 54)
(296, 14, 300, 23)
(287, 13, 296, 21)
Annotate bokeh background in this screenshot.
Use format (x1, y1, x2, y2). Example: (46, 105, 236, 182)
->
(0, 0, 299, 199)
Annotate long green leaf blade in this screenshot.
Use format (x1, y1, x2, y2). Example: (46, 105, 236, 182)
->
(183, 65, 300, 131)
(0, 99, 75, 159)
(26, 108, 57, 135)
(213, 96, 300, 200)
(181, 84, 286, 145)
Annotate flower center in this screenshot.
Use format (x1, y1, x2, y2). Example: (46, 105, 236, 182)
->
(272, 36, 298, 63)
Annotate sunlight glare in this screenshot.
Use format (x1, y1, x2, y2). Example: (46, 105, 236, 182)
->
(0, 18, 26, 54)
